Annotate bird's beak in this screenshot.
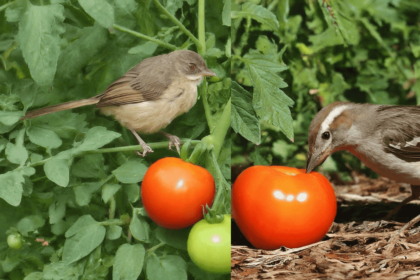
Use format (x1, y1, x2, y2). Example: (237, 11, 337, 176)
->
(306, 148, 331, 173)
(201, 68, 217, 77)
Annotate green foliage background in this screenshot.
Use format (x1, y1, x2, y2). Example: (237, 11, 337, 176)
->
(0, 0, 231, 279)
(231, 0, 420, 181)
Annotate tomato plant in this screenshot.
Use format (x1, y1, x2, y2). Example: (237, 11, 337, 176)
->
(142, 157, 215, 229)
(232, 166, 336, 249)
(188, 214, 231, 274)
(7, 234, 22, 250)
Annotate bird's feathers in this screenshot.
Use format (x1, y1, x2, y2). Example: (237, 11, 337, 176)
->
(378, 105, 420, 162)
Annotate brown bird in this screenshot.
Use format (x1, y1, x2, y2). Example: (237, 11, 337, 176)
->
(306, 101, 420, 220)
(21, 50, 216, 156)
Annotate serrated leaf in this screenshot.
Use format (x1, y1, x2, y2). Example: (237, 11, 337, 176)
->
(222, 0, 231, 26)
(5, 0, 27, 22)
(232, 2, 279, 31)
(113, 161, 148, 184)
(27, 127, 62, 149)
(113, 244, 145, 280)
(146, 255, 187, 280)
(17, 3, 65, 86)
(123, 183, 140, 203)
(231, 82, 261, 144)
(5, 142, 28, 165)
(243, 50, 294, 139)
(74, 182, 102, 206)
(0, 170, 25, 206)
(78, 0, 114, 28)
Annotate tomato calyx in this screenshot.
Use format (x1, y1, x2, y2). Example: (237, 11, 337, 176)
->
(203, 205, 224, 224)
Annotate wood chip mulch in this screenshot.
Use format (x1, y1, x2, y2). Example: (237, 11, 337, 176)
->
(231, 174, 420, 279)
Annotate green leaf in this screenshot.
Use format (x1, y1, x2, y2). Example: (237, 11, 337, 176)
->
(102, 183, 121, 203)
(146, 255, 187, 280)
(49, 189, 73, 224)
(44, 158, 71, 187)
(5, 142, 28, 165)
(16, 3, 65, 86)
(106, 225, 122, 240)
(155, 227, 191, 250)
(75, 126, 121, 152)
(231, 82, 261, 144)
(112, 160, 148, 184)
(130, 208, 150, 242)
(2, 255, 20, 273)
(63, 215, 106, 263)
(27, 127, 62, 149)
(30, 111, 87, 139)
(222, 0, 231, 26)
(123, 184, 140, 203)
(113, 244, 146, 280)
(72, 154, 106, 179)
(0, 111, 24, 126)
(0, 169, 32, 206)
(243, 50, 294, 139)
(128, 41, 158, 55)
(57, 25, 108, 80)
(232, 2, 279, 31)
(5, 0, 27, 22)
(17, 215, 45, 237)
(78, 0, 114, 28)
(74, 182, 102, 206)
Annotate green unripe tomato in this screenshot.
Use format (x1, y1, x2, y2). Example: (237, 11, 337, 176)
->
(7, 234, 22, 250)
(187, 214, 231, 274)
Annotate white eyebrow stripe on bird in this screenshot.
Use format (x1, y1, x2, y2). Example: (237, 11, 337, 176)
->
(320, 104, 349, 133)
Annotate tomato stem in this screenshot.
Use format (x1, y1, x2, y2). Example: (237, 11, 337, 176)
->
(109, 196, 116, 220)
(147, 242, 165, 253)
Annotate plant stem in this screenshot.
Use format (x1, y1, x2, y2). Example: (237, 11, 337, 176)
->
(147, 242, 165, 253)
(198, 0, 206, 55)
(152, 0, 202, 52)
(0, 1, 15, 13)
(113, 24, 178, 51)
(200, 82, 215, 131)
(109, 196, 116, 220)
(28, 140, 200, 168)
(211, 98, 231, 157)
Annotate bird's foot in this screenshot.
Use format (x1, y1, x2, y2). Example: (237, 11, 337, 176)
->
(136, 144, 154, 157)
(160, 132, 182, 154)
(168, 135, 181, 155)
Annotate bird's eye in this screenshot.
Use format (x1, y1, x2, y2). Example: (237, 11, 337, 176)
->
(189, 64, 196, 70)
(322, 132, 330, 140)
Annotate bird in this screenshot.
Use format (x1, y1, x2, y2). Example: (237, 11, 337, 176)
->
(20, 50, 216, 156)
(306, 101, 420, 220)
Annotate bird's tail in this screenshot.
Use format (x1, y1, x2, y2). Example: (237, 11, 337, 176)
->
(20, 96, 100, 121)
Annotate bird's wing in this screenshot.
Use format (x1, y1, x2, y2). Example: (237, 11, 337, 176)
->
(379, 106, 420, 162)
(96, 54, 174, 108)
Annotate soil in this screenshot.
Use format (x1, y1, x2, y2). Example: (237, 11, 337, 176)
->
(231, 173, 420, 279)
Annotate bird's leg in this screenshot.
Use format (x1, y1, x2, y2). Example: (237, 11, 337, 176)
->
(159, 131, 182, 155)
(130, 129, 153, 157)
(384, 185, 420, 220)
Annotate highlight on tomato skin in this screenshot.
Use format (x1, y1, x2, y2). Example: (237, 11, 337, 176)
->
(141, 157, 216, 230)
(232, 165, 337, 250)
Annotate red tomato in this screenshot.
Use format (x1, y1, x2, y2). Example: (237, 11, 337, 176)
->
(232, 166, 336, 249)
(141, 157, 215, 229)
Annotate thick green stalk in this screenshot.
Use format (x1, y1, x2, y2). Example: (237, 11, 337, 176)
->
(200, 82, 215, 131)
(28, 140, 200, 168)
(153, 0, 202, 51)
(113, 24, 177, 51)
(211, 98, 231, 157)
(198, 0, 206, 55)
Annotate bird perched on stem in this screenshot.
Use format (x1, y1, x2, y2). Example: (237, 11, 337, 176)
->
(21, 50, 216, 156)
(306, 101, 420, 220)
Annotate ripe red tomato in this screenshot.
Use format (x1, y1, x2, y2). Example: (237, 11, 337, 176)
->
(232, 166, 336, 249)
(141, 157, 215, 229)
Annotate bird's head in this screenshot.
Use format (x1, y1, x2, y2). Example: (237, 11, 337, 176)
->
(306, 101, 355, 173)
(170, 50, 216, 85)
